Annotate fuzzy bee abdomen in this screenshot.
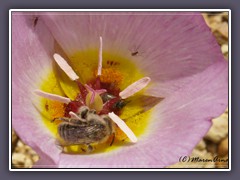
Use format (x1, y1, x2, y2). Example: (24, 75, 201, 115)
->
(58, 122, 109, 145)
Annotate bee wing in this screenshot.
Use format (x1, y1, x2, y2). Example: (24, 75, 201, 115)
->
(83, 123, 108, 141)
(58, 122, 86, 140)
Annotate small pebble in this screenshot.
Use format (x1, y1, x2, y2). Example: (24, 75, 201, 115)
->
(211, 15, 222, 23)
(221, 12, 229, 21)
(205, 140, 218, 155)
(221, 44, 228, 54)
(217, 22, 228, 38)
(195, 140, 206, 151)
(205, 113, 228, 143)
(218, 137, 228, 156)
(215, 155, 229, 168)
(12, 153, 26, 163)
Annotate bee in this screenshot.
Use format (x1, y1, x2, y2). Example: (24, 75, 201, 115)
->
(52, 106, 115, 152)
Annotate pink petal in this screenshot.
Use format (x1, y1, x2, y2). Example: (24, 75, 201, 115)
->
(146, 61, 228, 167)
(52, 60, 227, 168)
(12, 13, 61, 164)
(41, 12, 221, 87)
(33, 158, 58, 168)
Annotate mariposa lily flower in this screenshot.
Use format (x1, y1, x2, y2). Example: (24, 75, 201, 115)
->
(12, 11, 228, 168)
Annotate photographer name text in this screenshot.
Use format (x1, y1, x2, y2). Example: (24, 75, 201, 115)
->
(179, 156, 228, 163)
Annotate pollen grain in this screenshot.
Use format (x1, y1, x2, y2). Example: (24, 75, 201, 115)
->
(96, 67, 123, 85)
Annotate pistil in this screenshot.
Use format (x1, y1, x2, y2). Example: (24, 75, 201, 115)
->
(84, 84, 106, 112)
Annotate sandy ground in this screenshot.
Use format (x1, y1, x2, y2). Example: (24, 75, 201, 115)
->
(11, 12, 229, 169)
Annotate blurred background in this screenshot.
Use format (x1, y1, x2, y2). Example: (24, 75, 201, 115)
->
(11, 12, 229, 168)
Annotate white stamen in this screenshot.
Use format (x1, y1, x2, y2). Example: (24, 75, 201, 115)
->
(34, 89, 71, 104)
(96, 89, 107, 94)
(97, 36, 103, 76)
(108, 112, 137, 143)
(69, 111, 82, 120)
(53, 53, 79, 81)
(119, 77, 151, 99)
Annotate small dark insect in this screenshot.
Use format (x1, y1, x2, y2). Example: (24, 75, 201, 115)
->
(100, 92, 116, 103)
(52, 106, 115, 152)
(45, 104, 49, 111)
(100, 92, 128, 109)
(109, 133, 115, 146)
(114, 100, 127, 109)
(131, 51, 139, 56)
(33, 16, 39, 27)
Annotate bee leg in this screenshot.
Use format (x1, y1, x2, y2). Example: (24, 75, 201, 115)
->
(51, 117, 71, 123)
(51, 117, 59, 123)
(69, 111, 87, 123)
(69, 118, 87, 124)
(89, 109, 97, 114)
(86, 144, 94, 153)
(80, 145, 93, 153)
(80, 108, 89, 119)
(78, 106, 89, 119)
(52, 116, 86, 124)
(81, 148, 86, 153)
(54, 139, 64, 151)
(110, 133, 115, 146)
